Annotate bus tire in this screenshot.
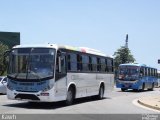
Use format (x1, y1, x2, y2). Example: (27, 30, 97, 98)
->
(148, 83, 154, 91)
(97, 84, 104, 100)
(66, 87, 75, 106)
(142, 83, 145, 91)
(121, 88, 127, 92)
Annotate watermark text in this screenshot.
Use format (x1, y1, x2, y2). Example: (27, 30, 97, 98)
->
(1, 114, 16, 120)
(142, 114, 158, 120)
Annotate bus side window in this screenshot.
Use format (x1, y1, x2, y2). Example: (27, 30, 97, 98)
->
(112, 59, 114, 72)
(140, 68, 143, 76)
(60, 55, 66, 74)
(148, 68, 151, 76)
(92, 56, 97, 72)
(101, 58, 106, 72)
(89, 56, 92, 71)
(77, 54, 82, 71)
(145, 67, 148, 76)
(56, 57, 59, 72)
(67, 54, 71, 71)
(107, 59, 112, 72)
(97, 57, 101, 72)
(68, 53, 77, 71)
(69, 53, 77, 71)
(105, 59, 109, 72)
(82, 54, 89, 72)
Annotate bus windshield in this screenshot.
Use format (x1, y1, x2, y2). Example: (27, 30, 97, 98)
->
(119, 66, 140, 77)
(8, 48, 55, 80)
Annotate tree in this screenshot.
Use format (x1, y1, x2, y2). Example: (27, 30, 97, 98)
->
(113, 46, 135, 70)
(0, 43, 9, 75)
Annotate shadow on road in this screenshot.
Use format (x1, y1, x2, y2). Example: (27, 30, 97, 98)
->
(3, 96, 110, 110)
(117, 89, 154, 93)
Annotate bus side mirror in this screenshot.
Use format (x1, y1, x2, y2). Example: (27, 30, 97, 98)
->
(4, 50, 11, 55)
(2, 79, 7, 85)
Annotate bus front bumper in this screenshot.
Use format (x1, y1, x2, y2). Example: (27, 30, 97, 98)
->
(7, 88, 56, 102)
(116, 80, 141, 90)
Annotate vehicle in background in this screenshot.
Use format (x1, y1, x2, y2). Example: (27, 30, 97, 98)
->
(157, 70, 160, 87)
(5, 44, 114, 105)
(116, 63, 158, 92)
(0, 76, 7, 94)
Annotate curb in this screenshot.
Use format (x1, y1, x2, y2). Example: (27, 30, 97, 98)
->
(137, 99, 160, 111)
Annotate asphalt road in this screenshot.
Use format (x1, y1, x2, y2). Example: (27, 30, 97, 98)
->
(0, 87, 160, 120)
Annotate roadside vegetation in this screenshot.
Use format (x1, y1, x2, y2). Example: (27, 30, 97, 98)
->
(0, 43, 9, 75)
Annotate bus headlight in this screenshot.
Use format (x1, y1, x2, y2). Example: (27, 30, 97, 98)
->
(42, 83, 54, 92)
(7, 84, 14, 91)
(119, 75, 125, 80)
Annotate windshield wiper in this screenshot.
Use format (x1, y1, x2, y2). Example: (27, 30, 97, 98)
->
(29, 71, 42, 80)
(15, 73, 20, 79)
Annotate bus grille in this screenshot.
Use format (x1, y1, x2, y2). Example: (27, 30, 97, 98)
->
(16, 90, 38, 92)
(15, 94, 40, 100)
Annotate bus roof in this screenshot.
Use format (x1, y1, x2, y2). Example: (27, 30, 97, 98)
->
(119, 63, 157, 69)
(12, 44, 112, 58)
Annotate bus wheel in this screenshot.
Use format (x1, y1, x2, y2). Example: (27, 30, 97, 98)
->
(142, 83, 145, 91)
(66, 87, 74, 106)
(97, 85, 104, 100)
(121, 88, 127, 92)
(148, 83, 154, 91)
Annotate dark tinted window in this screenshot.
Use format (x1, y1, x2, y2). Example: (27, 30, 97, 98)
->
(97, 58, 101, 72)
(92, 56, 97, 72)
(101, 58, 106, 72)
(67, 53, 77, 71)
(82, 55, 89, 71)
(66, 51, 113, 73)
(145, 67, 148, 76)
(77, 54, 82, 71)
(16, 48, 52, 54)
(89, 56, 92, 71)
(107, 59, 113, 72)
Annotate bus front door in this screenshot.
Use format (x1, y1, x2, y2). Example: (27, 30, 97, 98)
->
(55, 54, 67, 100)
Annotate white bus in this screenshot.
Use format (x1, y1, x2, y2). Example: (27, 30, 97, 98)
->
(6, 44, 114, 105)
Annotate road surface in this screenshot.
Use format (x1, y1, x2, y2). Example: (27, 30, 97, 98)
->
(0, 87, 160, 120)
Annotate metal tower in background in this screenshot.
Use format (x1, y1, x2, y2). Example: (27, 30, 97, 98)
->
(125, 34, 128, 48)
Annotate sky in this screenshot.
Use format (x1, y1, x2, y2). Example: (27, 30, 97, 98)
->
(0, 0, 160, 69)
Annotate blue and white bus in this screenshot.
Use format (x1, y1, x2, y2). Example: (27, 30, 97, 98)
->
(6, 44, 114, 105)
(116, 63, 158, 91)
(157, 70, 160, 87)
